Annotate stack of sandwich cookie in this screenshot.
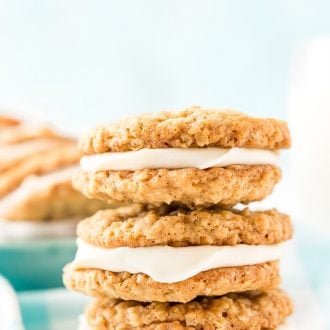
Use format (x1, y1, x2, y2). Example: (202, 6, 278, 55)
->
(0, 115, 111, 239)
(64, 107, 293, 329)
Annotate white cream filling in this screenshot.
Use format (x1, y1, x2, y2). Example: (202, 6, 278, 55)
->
(80, 147, 279, 171)
(72, 239, 287, 283)
(0, 218, 78, 240)
(0, 165, 78, 215)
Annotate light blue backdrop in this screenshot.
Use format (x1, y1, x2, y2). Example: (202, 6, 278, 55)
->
(0, 0, 330, 131)
(0, 2, 330, 327)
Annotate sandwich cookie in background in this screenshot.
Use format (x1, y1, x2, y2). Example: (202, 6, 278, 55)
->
(64, 106, 294, 329)
(0, 114, 110, 237)
(0, 114, 115, 290)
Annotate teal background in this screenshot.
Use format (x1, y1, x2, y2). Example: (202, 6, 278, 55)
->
(0, 239, 76, 291)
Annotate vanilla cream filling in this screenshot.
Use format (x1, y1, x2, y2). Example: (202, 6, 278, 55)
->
(0, 165, 78, 215)
(80, 147, 279, 171)
(72, 239, 286, 283)
(0, 218, 78, 240)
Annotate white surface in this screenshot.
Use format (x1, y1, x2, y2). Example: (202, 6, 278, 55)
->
(0, 276, 24, 330)
(78, 315, 89, 330)
(288, 37, 330, 228)
(281, 243, 327, 330)
(81, 147, 279, 171)
(72, 238, 287, 283)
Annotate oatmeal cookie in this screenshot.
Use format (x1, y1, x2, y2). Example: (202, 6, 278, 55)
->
(77, 205, 292, 248)
(80, 106, 291, 154)
(84, 289, 292, 329)
(0, 142, 79, 197)
(64, 262, 280, 303)
(0, 179, 111, 221)
(73, 165, 281, 207)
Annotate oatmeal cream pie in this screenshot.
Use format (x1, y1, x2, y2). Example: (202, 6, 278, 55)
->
(79, 289, 293, 330)
(73, 106, 290, 207)
(64, 205, 292, 303)
(0, 115, 113, 238)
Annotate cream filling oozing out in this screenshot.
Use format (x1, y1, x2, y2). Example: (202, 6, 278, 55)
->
(80, 147, 279, 172)
(72, 238, 287, 283)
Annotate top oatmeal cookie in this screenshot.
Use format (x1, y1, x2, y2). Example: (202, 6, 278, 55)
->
(79, 106, 291, 154)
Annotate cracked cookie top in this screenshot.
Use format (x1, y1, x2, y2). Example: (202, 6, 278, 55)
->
(77, 204, 292, 248)
(79, 106, 291, 154)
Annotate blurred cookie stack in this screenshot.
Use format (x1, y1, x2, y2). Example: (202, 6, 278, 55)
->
(64, 107, 294, 329)
(0, 115, 108, 238)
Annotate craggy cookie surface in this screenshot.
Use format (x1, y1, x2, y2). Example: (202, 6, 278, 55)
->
(77, 205, 292, 248)
(85, 289, 292, 330)
(79, 106, 291, 154)
(64, 261, 280, 303)
(73, 165, 281, 207)
(75, 108, 288, 206)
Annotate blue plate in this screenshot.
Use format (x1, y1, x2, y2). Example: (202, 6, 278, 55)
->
(0, 238, 76, 291)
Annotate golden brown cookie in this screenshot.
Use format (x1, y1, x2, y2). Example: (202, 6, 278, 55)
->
(75, 108, 289, 206)
(0, 116, 120, 222)
(79, 106, 291, 154)
(0, 139, 73, 173)
(64, 261, 280, 303)
(73, 165, 281, 207)
(84, 289, 292, 329)
(0, 142, 79, 198)
(77, 205, 292, 248)
(0, 178, 112, 221)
